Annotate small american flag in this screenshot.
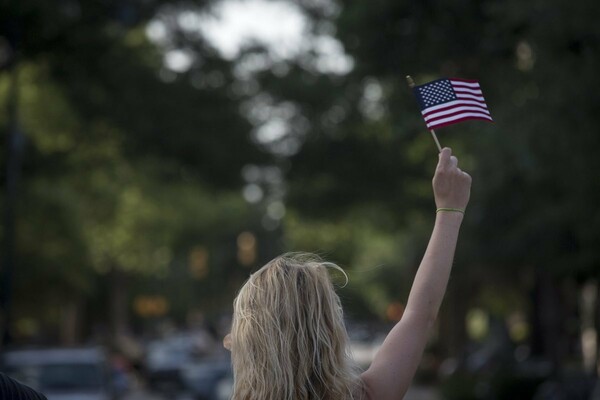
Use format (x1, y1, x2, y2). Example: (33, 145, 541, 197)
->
(412, 78, 493, 130)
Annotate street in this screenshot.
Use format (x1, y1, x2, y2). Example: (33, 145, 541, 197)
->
(123, 385, 444, 400)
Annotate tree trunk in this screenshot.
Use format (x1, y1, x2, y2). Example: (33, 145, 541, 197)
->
(595, 281, 600, 377)
(110, 267, 129, 342)
(531, 265, 563, 376)
(438, 274, 469, 359)
(60, 297, 82, 345)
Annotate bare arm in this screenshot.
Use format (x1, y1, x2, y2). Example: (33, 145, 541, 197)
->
(361, 148, 471, 400)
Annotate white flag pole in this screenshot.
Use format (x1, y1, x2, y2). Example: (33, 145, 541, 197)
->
(406, 75, 443, 153)
(429, 129, 442, 153)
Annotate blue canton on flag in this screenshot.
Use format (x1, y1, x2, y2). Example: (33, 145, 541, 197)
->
(414, 79, 457, 109)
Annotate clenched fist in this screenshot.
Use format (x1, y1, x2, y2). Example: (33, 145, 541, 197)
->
(432, 148, 472, 211)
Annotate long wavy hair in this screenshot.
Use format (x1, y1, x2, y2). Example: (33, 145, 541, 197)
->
(230, 253, 363, 400)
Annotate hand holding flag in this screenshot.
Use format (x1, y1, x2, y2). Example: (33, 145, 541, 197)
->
(433, 148, 471, 212)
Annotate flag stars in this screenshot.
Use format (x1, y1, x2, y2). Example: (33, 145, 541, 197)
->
(418, 80, 455, 106)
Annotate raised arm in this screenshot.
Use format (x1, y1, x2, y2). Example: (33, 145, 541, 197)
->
(361, 147, 471, 400)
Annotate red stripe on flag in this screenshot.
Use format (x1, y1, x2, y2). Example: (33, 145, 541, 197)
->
(450, 78, 480, 85)
(456, 93, 485, 102)
(427, 115, 494, 130)
(426, 110, 493, 125)
(422, 99, 488, 114)
(426, 109, 492, 124)
(423, 102, 489, 118)
(424, 107, 491, 123)
(453, 87, 483, 95)
(449, 78, 479, 86)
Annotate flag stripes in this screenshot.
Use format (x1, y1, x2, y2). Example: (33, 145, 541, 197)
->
(412, 78, 493, 130)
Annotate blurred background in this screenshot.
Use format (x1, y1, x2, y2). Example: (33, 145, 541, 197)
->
(0, 0, 599, 399)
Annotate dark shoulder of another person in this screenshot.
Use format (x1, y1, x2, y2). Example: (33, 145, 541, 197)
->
(0, 372, 48, 400)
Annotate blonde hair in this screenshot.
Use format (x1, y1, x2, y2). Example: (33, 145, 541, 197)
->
(230, 253, 363, 400)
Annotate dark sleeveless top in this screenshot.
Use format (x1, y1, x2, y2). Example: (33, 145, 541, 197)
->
(0, 373, 48, 400)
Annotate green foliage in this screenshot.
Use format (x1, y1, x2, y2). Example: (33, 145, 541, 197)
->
(1, 0, 269, 337)
(439, 373, 479, 400)
(2, 0, 599, 348)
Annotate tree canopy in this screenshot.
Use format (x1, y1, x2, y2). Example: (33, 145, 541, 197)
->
(1, 1, 599, 376)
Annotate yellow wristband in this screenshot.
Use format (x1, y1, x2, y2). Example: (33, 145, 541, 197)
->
(436, 207, 465, 215)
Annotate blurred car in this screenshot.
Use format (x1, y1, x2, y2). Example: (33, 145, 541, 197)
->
(214, 374, 233, 400)
(181, 356, 231, 400)
(144, 334, 200, 394)
(0, 347, 116, 400)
